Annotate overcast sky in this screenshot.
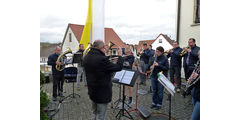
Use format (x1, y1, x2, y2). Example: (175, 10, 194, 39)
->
(40, 0, 176, 44)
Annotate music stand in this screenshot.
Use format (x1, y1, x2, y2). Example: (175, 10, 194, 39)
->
(64, 53, 83, 99)
(112, 69, 138, 120)
(64, 67, 80, 99)
(157, 72, 176, 120)
(111, 83, 132, 113)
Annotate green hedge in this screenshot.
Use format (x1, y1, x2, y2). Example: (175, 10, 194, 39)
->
(40, 71, 49, 120)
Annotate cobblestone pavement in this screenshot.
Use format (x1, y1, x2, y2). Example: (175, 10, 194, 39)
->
(42, 77, 193, 120)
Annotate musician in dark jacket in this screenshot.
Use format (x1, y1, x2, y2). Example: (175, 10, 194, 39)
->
(149, 46, 169, 110)
(76, 44, 86, 91)
(183, 38, 200, 81)
(139, 43, 151, 85)
(47, 46, 64, 101)
(148, 45, 155, 71)
(123, 47, 135, 104)
(167, 41, 183, 92)
(190, 51, 200, 120)
(83, 40, 123, 120)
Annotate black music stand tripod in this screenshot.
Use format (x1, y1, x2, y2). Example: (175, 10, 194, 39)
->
(112, 83, 132, 113)
(157, 73, 176, 120)
(64, 53, 83, 99)
(112, 69, 138, 120)
(64, 79, 81, 99)
(115, 83, 134, 120)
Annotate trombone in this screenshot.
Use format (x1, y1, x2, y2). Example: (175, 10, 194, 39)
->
(180, 46, 190, 56)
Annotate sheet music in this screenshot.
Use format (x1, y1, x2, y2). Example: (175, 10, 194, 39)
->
(121, 71, 134, 84)
(158, 74, 175, 93)
(113, 70, 125, 81)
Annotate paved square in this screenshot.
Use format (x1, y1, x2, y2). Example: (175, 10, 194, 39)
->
(42, 77, 193, 120)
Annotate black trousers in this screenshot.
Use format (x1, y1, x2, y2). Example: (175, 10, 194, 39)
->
(184, 66, 194, 82)
(52, 74, 64, 98)
(170, 66, 181, 88)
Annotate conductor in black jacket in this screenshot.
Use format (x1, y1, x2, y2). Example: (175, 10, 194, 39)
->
(83, 40, 123, 120)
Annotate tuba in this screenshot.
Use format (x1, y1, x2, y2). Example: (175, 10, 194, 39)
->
(83, 43, 92, 56)
(56, 48, 72, 71)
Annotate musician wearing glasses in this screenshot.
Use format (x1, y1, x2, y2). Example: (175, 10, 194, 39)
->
(83, 40, 123, 120)
(149, 46, 169, 110)
(139, 43, 151, 85)
(167, 41, 183, 93)
(183, 38, 200, 81)
(47, 46, 64, 101)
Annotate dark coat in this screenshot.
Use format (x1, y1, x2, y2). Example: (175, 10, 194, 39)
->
(123, 55, 135, 70)
(150, 54, 169, 78)
(192, 80, 200, 102)
(140, 48, 151, 64)
(183, 45, 200, 70)
(76, 49, 84, 66)
(47, 53, 64, 75)
(167, 47, 183, 68)
(83, 48, 123, 104)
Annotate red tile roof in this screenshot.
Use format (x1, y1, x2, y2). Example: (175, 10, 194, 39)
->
(62, 23, 126, 48)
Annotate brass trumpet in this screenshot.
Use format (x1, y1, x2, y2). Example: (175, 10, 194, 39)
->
(56, 48, 72, 71)
(164, 49, 173, 56)
(180, 46, 190, 56)
(138, 48, 144, 57)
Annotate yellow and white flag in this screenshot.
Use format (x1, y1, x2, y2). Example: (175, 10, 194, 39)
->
(80, 0, 105, 49)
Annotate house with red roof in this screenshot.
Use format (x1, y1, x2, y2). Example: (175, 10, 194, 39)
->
(61, 23, 127, 55)
(137, 33, 175, 53)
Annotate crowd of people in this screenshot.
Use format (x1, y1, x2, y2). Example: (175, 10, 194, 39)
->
(47, 38, 200, 120)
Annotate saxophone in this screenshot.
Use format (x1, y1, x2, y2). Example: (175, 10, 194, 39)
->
(182, 61, 200, 98)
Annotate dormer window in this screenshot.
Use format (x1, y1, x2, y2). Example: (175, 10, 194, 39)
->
(159, 39, 162, 43)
